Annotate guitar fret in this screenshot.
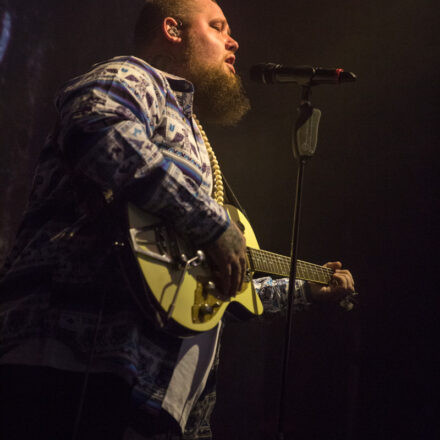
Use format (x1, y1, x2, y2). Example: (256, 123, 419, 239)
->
(248, 248, 333, 284)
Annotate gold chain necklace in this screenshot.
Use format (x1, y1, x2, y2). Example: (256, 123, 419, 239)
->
(193, 115, 224, 206)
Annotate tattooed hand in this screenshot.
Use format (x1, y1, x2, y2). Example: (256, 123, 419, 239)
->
(203, 221, 246, 299)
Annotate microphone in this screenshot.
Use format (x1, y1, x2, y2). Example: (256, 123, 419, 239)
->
(250, 63, 357, 86)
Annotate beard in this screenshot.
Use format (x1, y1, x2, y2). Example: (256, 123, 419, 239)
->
(181, 39, 251, 126)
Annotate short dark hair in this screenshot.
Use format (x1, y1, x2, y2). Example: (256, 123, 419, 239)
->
(134, 0, 191, 51)
(133, 0, 218, 51)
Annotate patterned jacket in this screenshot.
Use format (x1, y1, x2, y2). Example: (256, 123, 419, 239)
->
(0, 57, 309, 439)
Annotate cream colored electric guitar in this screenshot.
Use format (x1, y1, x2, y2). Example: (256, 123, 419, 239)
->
(126, 203, 347, 336)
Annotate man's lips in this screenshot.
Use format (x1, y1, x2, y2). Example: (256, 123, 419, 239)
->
(225, 55, 236, 74)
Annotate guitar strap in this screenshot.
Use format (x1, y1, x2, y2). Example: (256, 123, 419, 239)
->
(221, 172, 249, 220)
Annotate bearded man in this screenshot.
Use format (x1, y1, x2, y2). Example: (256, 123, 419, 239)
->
(0, 1, 355, 439)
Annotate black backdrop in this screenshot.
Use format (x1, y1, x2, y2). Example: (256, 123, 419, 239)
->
(1, 0, 438, 439)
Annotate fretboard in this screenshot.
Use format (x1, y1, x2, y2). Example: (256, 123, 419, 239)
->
(247, 248, 333, 285)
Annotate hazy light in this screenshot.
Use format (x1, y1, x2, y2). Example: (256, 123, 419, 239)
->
(0, 11, 12, 64)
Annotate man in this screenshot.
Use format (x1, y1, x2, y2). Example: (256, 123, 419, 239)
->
(0, 0, 355, 439)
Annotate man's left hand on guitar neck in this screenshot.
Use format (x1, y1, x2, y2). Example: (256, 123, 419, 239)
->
(308, 261, 356, 303)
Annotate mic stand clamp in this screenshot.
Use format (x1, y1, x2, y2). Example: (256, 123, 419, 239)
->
(278, 85, 321, 440)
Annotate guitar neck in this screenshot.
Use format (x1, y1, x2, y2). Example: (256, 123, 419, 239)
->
(247, 248, 333, 285)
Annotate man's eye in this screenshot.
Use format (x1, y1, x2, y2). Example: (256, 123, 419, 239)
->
(211, 24, 222, 31)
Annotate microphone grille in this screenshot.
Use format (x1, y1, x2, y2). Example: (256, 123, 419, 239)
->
(249, 63, 278, 84)
(339, 71, 357, 82)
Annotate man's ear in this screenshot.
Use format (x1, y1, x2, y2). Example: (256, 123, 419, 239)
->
(163, 17, 183, 42)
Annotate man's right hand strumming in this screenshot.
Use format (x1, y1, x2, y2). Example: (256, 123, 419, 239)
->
(203, 222, 247, 299)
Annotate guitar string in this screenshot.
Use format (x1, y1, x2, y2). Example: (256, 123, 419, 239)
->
(262, 254, 330, 276)
(247, 248, 333, 281)
(248, 248, 333, 274)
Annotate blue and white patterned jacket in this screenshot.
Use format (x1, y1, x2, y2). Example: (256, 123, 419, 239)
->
(0, 56, 309, 439)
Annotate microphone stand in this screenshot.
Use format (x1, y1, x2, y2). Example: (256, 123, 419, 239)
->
(277, 85, 321, 440)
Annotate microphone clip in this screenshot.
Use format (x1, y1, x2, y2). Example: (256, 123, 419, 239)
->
(293, 87, 321, 160)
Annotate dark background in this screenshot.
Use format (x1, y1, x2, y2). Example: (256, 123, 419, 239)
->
(0, 0, 438, 439)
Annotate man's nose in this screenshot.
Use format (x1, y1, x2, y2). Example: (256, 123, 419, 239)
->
(226, 35, 239, 52)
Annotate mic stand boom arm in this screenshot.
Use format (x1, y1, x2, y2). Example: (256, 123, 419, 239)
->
(277, 85, 321, 439)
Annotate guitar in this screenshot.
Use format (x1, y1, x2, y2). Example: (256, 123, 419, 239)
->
(126, 203, 339, 336)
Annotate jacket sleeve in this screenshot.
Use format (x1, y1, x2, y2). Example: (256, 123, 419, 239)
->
(56, 60, 229, 246)
(253, 277, 311, 313)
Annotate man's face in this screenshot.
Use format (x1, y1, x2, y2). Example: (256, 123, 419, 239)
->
(184, 0, 239, 77)
(179, 0, 250, 125)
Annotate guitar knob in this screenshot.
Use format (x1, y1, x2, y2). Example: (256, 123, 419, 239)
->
(205, 281, 216, 293)
(195, 250, 205, 264)
(189, 250, 206, 267)
(199, 303, 213, 316)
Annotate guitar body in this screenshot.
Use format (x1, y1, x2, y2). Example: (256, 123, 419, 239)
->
(127, 204, 264, 336)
